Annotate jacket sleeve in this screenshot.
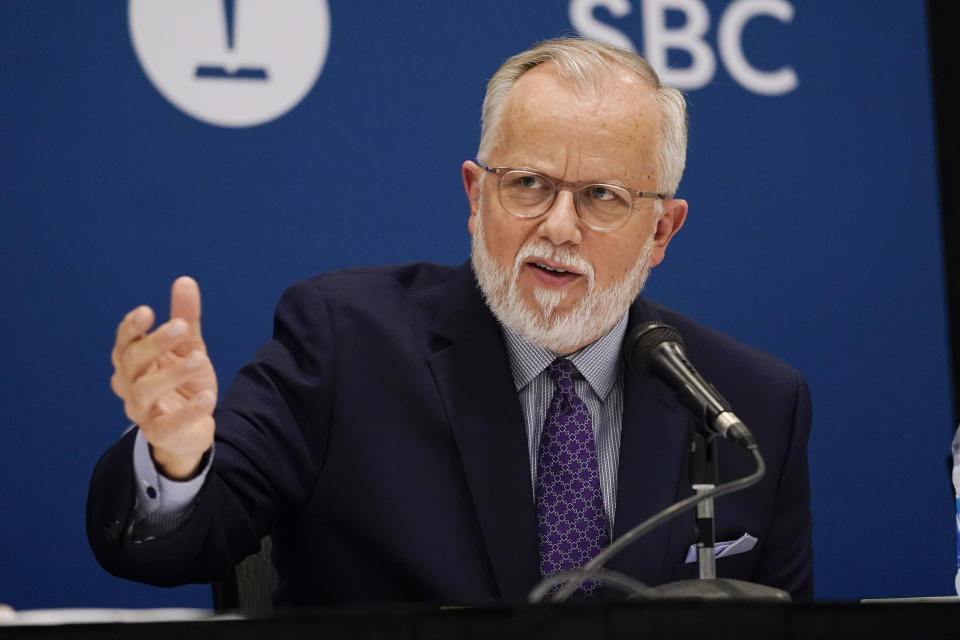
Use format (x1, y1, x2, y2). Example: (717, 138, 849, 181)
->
(86, 280, 334, 587)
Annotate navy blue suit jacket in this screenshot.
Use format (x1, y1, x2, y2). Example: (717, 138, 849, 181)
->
(87, 262, 813, 605)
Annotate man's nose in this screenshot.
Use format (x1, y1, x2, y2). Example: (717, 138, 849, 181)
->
(537, 188, 583, 245)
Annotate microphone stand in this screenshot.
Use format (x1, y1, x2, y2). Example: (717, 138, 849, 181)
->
(646, 426, 790, 601)
(691, 431, 717, 580)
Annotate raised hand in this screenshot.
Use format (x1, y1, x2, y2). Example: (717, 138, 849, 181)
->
(110, 277, 217, 479)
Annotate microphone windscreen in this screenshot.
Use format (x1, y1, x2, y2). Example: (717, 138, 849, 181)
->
(624, 321, 684, 375)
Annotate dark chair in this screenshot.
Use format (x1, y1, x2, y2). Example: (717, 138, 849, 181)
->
(211, 536, 278, 616)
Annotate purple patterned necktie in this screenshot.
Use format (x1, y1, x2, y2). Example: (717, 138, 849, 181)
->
(535, 357, 609, 597)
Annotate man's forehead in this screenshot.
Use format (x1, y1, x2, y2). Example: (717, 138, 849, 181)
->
(500, 64, 660, 140)
(492, 63, 661, 182)
(511, 61, 657, 106)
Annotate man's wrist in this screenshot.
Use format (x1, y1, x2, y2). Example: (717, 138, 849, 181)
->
(132, 430, 213, 516)
(150, 445, 206, 481)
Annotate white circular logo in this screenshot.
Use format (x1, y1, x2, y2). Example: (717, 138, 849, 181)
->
(129, 0, 330, 128)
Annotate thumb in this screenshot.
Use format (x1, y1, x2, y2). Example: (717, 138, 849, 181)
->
(170, 276, 203, 340)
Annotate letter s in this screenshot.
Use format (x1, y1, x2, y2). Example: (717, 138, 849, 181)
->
(569, 0, 637, 51)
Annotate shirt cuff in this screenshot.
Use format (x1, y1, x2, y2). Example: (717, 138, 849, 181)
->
(132, 428, 212, 516)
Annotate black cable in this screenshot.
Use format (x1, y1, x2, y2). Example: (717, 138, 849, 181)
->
(526, 568, 656, 603)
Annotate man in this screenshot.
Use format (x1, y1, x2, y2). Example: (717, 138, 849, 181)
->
(88, 38, 813, 605)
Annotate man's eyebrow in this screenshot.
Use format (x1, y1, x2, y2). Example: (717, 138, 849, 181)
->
(519, 166, 630, 187)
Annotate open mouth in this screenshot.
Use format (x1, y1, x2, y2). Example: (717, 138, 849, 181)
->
(533, 262, 571, 274)
(526, 259, 582, 287)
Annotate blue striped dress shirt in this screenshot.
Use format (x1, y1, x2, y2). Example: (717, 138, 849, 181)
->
(500, 312, 628, 532)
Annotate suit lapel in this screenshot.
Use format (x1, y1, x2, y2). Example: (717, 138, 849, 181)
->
(605, 301, 691, 584)
(425, 264, 541, 600)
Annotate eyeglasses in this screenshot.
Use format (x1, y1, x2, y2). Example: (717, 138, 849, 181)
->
(483, 166, 665, 232)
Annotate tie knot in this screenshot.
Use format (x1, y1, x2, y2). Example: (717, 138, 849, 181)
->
(548, 358, 576, 394)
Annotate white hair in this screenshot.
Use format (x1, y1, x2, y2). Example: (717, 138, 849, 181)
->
(477, 38, 688, 197)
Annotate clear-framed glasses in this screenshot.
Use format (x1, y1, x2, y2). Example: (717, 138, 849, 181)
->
(483, 165, 665, 232)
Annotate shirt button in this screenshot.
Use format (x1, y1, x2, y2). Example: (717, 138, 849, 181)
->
(146, 486, 157, 499)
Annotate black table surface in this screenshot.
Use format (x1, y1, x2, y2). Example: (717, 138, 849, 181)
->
(3, 600, 960, 640)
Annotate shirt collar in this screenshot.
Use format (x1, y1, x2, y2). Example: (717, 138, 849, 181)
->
(501, 312, 628, 401)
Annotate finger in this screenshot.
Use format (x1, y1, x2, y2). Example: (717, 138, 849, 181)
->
(127, 350, 214, 418)
(119, 317, 191, 384)
(169, 276, 207, 359)
(170, 276, 202, 338)
(112, 306, 155, 369)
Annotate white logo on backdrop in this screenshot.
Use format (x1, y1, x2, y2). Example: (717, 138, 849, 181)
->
(570, 0, 798, 96)
(129, 0, 330, 127)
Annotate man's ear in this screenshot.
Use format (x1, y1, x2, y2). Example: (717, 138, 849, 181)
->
(650, 198, 688, 267)
(462, 161, 483, 236)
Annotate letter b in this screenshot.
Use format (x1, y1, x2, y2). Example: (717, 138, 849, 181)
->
(642, 0, 716, 90)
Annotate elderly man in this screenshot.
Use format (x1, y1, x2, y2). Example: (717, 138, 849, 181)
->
(88, 38, 812, 606)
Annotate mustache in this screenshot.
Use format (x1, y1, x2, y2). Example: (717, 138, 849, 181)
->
(511, 241, 596, 289)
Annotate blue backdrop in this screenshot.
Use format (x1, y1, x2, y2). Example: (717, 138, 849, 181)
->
(0, 0, 953, 608)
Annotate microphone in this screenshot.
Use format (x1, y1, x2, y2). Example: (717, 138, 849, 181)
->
(624, 321, 756, 449)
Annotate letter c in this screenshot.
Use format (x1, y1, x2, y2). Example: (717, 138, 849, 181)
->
(718, 0, 798, 96)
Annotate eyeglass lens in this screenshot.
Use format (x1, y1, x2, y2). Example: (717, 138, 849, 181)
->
(499, 170, 631, 230)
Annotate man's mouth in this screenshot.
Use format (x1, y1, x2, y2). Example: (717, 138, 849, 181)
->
(528, 257, 582, 274)
(526, 259, 582, 287)
(534, 262, 570, 273)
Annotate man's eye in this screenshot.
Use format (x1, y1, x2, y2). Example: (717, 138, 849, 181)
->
(588, 186, 616, 201)
(518, 175, 544, 189)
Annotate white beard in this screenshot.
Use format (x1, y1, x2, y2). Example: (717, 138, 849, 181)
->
(471, 202, 656, 354)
